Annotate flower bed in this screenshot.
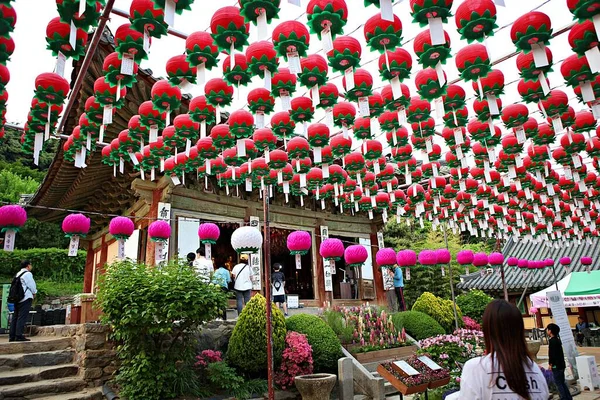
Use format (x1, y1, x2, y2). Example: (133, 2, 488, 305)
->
(377, 362, 429, 395)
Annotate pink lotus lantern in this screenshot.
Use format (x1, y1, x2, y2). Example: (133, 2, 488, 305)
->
(488, 252, 503, 275)
(376, 248, 397, 270)
(62, 213, 91, 257)
(149, 220, 171, 265)
(457, 250, 474, 274)
(560, 257, 571, 274)
(0, 205, 27, 252)
(418, 250, 437, 266)
(320, 238, 344, 273)
(507, 256, 518, 267)
(397, 249, 416, 280)
(287, 230, 311, 269)
(473, 252, 489, 277)
(529, 306, 538, 314)
(109, 216, 135, 260)
(345, 245, 368, 268)
(198, 222, 220, 260)
(435, 248, 451, 276)
(544, 259, 554, 268)
(581, 256, 593, 273)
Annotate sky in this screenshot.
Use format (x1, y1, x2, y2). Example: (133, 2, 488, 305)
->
(4, 0, 586, 163)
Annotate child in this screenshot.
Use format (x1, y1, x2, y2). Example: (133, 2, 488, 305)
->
(546, 323, 573, 400)
(272, 263, 288, 317)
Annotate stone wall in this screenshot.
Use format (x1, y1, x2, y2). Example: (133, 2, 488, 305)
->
(40, 295, 75, 310)
(195, 320, 237, 354)
(33, 323, 117, 387)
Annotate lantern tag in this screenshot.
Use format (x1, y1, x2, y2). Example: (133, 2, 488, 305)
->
(121, 54, 135, 75)
(78, 0, 86, 15)
(538, 72, 550, 96)
(33, 132, 43, 166)
(128, 151, 139, 165)
(103, 105, 113, 124)
(155, 241, 166, 264)
(344, 68, 355, 90)
(68, 235, 80, 257)
(288, 0, 301, 5)
(69, 21, 77, 51)
(321, 28, 334, 53)
(3, 229, 16, 252)
(56, 52, 66, 77)
(117, 239, 126, 260)
(296, 254, 302, 269)
(197, 63, 206, 88)
(494, 0, 505, 6)
(486, 94, 499, 115)
(299, 173, 307, 187)
(580, 81, 595, 103)
(428, 18, 445, 45)
(245, 178, 252, 191)
(171, 175, 181, 185)
(358, 97, 370, 116)
(435, 62, 446, 86)
(314, 147, 322, 163)
(380, 0, 394, 21)
(325, 108, 334, 127)
(264, 69, 272, 90)
(281, 94, 291, 110)
(406, 267, 410, 280)
(322, 164, 329, 178)
(551, 117, 563, 134)
(531, 43, 549, 68)
(515, 127, 526, 144)
(143, 29, 151, 53)
(257, 10, 268, 39)
(585, 47, 600, 74)
(256, 112, 265, 128)
(391, 76, 402, 99)
(287, 52, 301, 74)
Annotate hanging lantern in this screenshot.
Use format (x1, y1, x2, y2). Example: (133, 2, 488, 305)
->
(379, 111, 401, 133)
(127, 115, 148, 145)
(407, 96, 431, 124)
(271, 68, 297, 99)
(511, 12, 553, 64)
(46, 17, 87, 60)
(306, 0, 348, 41)
(223, 53, 252, 87)
(129, 0, 168, 39)
(353, 117, 372, 140)
(109, 216, 135, 259)
(287, 136, 311, 161)
(204, 78, 234, 108)
(342, 68, 373, 102)
(455, 44, 491, 83)
(327, 35, 361, 73)
(413, 29, 452, 69)
(488, 252, 504, 273)
(560, 256, 571, 273)
(173, 113, 199, 149)
(568, 20, 598, 58)
(0, 205, 27, 252)
(246, 41, 279, 82)
(151, 79, 181, 114)
(435, 248, 451, 276)
(239, 0, 281, 28)
(517, 77, 549, 104)
(332, 101, 356, 128)
(581, 256, 593, 273)
(313, 82, 340, 110)
(320, 238, 344, 263)
(396, 249, 416, 280)
(368, 92, 385, 118)
(307, 122, 330, 151)
(381, 83, 411, 112)
(330, 134, 352, 159)
(287, 230, 311, 269)
(561, 54, 593, 90)
(253, 128, 277, 156)
(149, 220, 171, 262)
(410, 0, 453, 28)
(272, 20, 310, 61)
(210, 6, 250, 53)
(84, 96, 104, 126)
(62, 213, 90, 257)
(568, 0, 600, 21)
(115, 23, 150, 62)
(539, 89, 569, 119)
(376, 248, 397, 270)
(210, 124, 235, 150)
(415, 68, 447, 101)
(455, 0, 497, 43)
(229, 109, 255, 139)
(457, 249, 474, 274)
(364, 12, 403, 53)
(247, 88, 275, 116)
(0, 3, 16, 38)
(185, 31, 219, 75)
(290, 96, 315, 124)
(345, 245, 368, 268)
(103, 52, 139, 89)
(473, 252, 489, 275)
(231, 226, 262, 254)
(34, 72, 70, 106)
(573, 110, 597, 133)
(55, 1, 103, 31)
(516, 46, 553, 81)
(0, 37, 14, 64)
(442, 84, 466, 111)
(270, 111, 296, 140)
(139, 100, 166, 132)
(472, 97, 502, 122)
(189, 95, 216, 129)
(94, 77, 127, 109)
(166, 54, 197, 86)
(418, 250, 438, 268)
(299, 54, 329, 92)
(501, 104, 529, 135)
(198, 222, 220, 258)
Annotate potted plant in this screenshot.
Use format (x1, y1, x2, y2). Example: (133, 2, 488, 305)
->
(407, 355, 451, 389)
(377, 362, 429, 395)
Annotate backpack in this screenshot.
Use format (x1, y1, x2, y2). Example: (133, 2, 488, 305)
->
(8, 271, 28, 304)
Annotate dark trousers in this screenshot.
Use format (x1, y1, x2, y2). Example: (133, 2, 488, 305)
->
(235, 289, 251, 315)
(220, 287, 228, 320)
(9, 299, 32, 340)
(552, 368, 573, 400)
(394, 287, 405, 311)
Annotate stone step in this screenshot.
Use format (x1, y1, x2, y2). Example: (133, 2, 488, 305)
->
(0, 350, 75, 372)
(0, 364, 79, 386)
(0, 377, 87, 399)
(371, 372, 399, 396)
(24, 388, 104, 400)
(0, 337, 72, 355)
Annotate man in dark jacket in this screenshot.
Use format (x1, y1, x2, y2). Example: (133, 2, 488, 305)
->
(546, 323, 573, 400)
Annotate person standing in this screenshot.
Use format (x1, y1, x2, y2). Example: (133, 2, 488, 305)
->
(232, 258, 252, 315)
(9, 260, 37, 342)
(575, 316, 590, 346)
(211, 263, 231, 320)
(393, 265, 405, 311)
(194, 247, 214, 283)
(186, 252, 196, 267)
(271, 263, 288, 317)
(451, 300, 549, 400)
(385, 268, 398, 312)
(547, 323, 573, 400)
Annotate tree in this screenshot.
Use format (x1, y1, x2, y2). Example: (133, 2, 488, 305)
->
(0, 169, 39, 203)
(15, 218, 69, 250)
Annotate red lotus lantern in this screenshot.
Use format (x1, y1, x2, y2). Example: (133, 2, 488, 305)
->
(204, 78, 234, 112)
(239, 0, 281, 31)
(185, 31, 219, 78)
(210, 6, 249, 53)
(115, 23, 150, 62)
(407, 96, 431, 124)
(379, 111, 400, 134)
(516, 46, 553, 81)
(298, 54, 329, 90)
(247, 88, 275, 117)
(327, 35, 361, 73)
(94, 76, 127, 112)
(129, 0, 168, 39)
(410, 0, 453, 27)
(151, 79, 181, 115)
(455, 44, 491, 85)
(573, 110, 597, 133)
(455, 0, 497, 43)
(223, 53, 251, 87)
(166, 54, 197, 86)
(271, 68, 297, 99)
(0, 3, 17, 39)
(272, 20, 310, 62)
(517, 77, 549, 104)
(472, 96, 502, 122)
(364, 13, 403, 53)
(229, 109, 255, 140)
(210, 124, 236, 150)
(34, 72, 70, 105)
(330, 134, 352, 159)
(539, 89, 569, 121)
(0, 37, 14, 64)
(46, 17, 87, 60)
(290, 96, 315, 124)
(139, 100, 166, 134)
(332, 101, 356, 128)
(307, 123, 330, 155)
(568, 0, 600, 21)
(381, 83, 411, 113)
(271, 111, 296, 141)
(415, 68, 447, 101)
(245, 40, 279, 83)
(413, 29, 451, 69)
(306, 0, 348, 41)
(501, 104, 529, 142)
(253, 128, 277, 157)
(379, 48, 412, 81)
(353, 117, 372, 140)
(511, 12, 552, 67)
(342, 68, 373, 102)
(561, 54, 594, 93)
(189, 95, 216, 128)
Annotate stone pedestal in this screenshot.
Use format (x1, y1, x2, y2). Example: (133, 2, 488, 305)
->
(294, 374, 337, 400)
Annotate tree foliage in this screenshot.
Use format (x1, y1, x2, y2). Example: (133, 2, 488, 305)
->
(456, 289, 494, 323)
(14, 218, 69, 250)
(391, 311, 445, 340)
(0, 169, 38, 203)
(0, 248, 85, 282)
(96, 260, 228, 400)
(0, 125, 57, 171)
(412, 292, 464, 333)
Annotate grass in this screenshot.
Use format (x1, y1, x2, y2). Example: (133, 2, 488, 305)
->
(0, 275, 83, 304)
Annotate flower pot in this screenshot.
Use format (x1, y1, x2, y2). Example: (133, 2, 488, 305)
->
(526, 340, 541, 360)
(294, 373, 337, 400)
(429, 376, 451, 389)
(377, 365, 429, 395)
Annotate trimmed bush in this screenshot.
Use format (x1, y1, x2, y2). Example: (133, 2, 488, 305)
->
(456, 289, 493, 323)
(286, 314, 343, 372)
(0, 248, 85, 282)
(412, 292, 463, 333)
(227, 294, 287, 375)
(391, 311, 445, 340)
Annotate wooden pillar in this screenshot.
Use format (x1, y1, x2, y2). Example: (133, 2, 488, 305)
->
(371, 231, 386, 306)
(145, 188, 162, 265)
(315, 219, 327, 306)
(83, 241, 94, 293)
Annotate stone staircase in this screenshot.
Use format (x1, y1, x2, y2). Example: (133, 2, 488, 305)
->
(0, 337, 103, 400)
(362, 362, 400, 398)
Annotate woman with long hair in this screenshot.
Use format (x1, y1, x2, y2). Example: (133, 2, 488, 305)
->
(455, 299, 549, 399)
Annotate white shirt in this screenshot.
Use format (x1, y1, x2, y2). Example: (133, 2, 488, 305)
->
(193, 257, 214, 283)
(17, 268, 37, 303)
(451, 355, 549, 400)
(232, 263, 252, 291)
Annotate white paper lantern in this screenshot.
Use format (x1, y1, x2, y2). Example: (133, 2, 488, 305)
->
(231, 226, 263, 253)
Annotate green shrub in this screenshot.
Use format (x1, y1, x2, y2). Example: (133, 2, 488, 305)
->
(226, 294, 286, 375)
(456, 289, 493, 323)
(321, 309, 354, 344)
(391, 311, 445, 340)
(96, 260, 227, 400)
(0, 248, 85, 282)
(286, 314, 343, 372)
(411, 292, 463, 333)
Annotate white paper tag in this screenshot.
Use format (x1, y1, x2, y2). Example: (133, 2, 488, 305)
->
(68, 235, 80, 257)
(56, 52, 66, 77)
(321, 28, 334, 53)
(585, 47, 600, 74)
(164, 0, 175, 26)
(486, 94, 499, 115)
(454, 128, 464, 145)
(121, 53, 135, 76)
(129, 151, 139, 165)
(299, 173, 307, 187)
(580, 81, 596, 103)
(531, 43, 549, 68)
(314, 147, 322, 163)
(288, 0, 301, 5)
(552, 117, 564, 134)
(281, 94, 291, 111)
(435, 62, 446, 86)
(428, 18, 445, 45)
(171, 175, 181, 185)
(33, 132, 43, 166)
(116, 239, 126, 259)
(288, 52, 301, 74)
(103, 105, 113, 124)
(358, 97, 370, 116)
(237, 139, 246, 157)
(143, 29, 150, 53)
(69, 20, 77, 51)
(155, 241, 166, 264)
(245, 178, 252, 191)
(391, 76, 401, 99)
(78, 0, 86, 16)
(257, 10, 268, 40)
(3, 229, 15, 252)
(516, 128, 526, 144)
(494, 0, 505, 6)
(345, 68, 355, 91)
(380, 0, 394, 21)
